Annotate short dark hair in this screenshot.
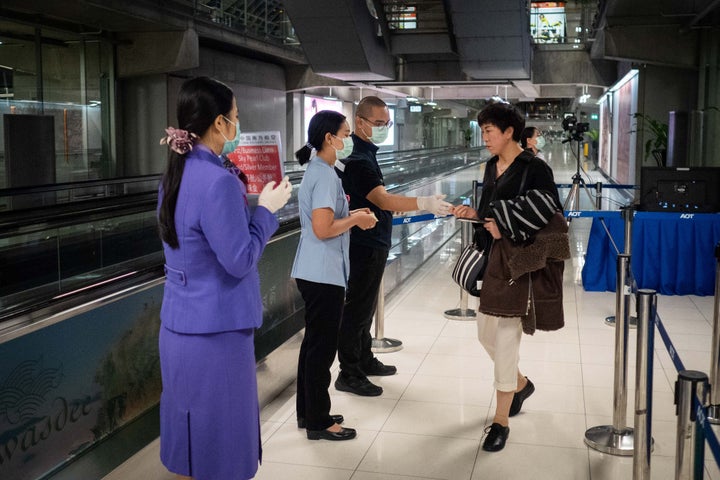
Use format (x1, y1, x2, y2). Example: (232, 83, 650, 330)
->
(477, 103, 525, 142)
(295, 110, 347, 165)
(356, 96, 387, 119)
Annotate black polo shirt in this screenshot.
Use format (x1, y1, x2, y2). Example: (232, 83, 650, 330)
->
(335, 133, 393, 250)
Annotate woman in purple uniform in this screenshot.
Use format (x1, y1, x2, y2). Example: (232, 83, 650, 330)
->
(157, 76, 291, 480)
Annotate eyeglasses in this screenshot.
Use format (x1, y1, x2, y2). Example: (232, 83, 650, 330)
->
(360, 116, 393, 128)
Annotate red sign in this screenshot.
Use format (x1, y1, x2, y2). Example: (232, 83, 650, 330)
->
(226, 131, 284, 195)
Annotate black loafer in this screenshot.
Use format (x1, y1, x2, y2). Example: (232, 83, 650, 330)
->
(334, 375, 383, 396)
(482, 423, 509, 452)
(509, 377, 535, 417)
(363, 358, 397, 376)
(306, 426, 357, 441)
(297, 414, 344, 429)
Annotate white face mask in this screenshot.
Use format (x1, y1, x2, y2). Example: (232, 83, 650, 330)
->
(360, 116, 391, 145)
(333, 136, 354, 160)
(535, 135, 546, 150)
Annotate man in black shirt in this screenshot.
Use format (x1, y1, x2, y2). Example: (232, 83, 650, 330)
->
(334, 96, 452, 396)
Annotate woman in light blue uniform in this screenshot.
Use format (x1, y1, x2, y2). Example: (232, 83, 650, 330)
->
(291, 110, 377, 441)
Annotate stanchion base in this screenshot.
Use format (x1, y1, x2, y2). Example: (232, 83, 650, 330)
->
(604, 315, 637, 329)
(443, 308, 477, 321)
(707, 405, 720, 425)
(584, 425, 634, 456)
(371, 337, 403, 353)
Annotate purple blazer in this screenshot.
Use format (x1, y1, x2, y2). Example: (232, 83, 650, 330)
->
(159, 144, 279, 334)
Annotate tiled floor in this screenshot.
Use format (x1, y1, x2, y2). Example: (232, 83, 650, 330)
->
(104, 144, 720, 479)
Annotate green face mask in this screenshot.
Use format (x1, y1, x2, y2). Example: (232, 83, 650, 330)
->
(535, 135, 546, 150)
(369, 125, 389, 144)
(334, 136, 354, 160)
(221, 116, 241, 155)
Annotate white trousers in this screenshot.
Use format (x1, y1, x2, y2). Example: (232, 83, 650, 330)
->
(476, 314, 523, 392)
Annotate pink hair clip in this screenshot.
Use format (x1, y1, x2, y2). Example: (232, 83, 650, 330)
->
(160, 127, 198, 154)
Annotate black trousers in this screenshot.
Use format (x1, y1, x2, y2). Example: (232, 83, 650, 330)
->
(337, 243, 389, 379)
(295, 278, 345, 431)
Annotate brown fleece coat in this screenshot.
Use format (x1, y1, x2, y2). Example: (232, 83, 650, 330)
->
(479, 212, 570, 334)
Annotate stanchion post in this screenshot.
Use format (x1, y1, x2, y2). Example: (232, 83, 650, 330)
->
(371, 277, 403, 353)
(674, 370, 708, 480)
(707, 242, 720, 424)
(612, 254, 632, 430)
(585, 253, 635, 455)
(595, 182, 603, 210)
(633, 289, 656, 480)
(622, 204, 634, 256)
(605, 206, 636, 328)
(445, 180, 478, 321)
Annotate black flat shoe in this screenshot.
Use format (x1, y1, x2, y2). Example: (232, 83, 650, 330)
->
(509, 377, 535, 417)
(363, 358, 397, 376)
(335, 375, 383, 396)
(297, 414, 344, 429)
(306, 426, 357, 441)
(482, 423, 509, 452)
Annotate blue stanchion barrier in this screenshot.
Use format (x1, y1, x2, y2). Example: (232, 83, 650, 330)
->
(651, 308, 720, 469)
(556, 183, 636, 190)
(564, 209, 715, 219)
(696, 398, 720, 467)
(564, 210, 622, 219)
(393, 209, 629, 225)
(654, 313, 686, 373)
(391, 213, 445, 225)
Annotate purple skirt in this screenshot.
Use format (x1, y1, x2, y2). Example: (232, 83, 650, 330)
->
(159, 325, 261, 480)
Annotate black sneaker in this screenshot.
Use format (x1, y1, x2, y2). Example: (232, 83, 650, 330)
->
(482, 423, 510, 452)
(334, 375, 383, 396)
(363, 358, 397, 376)
(509, 377, 535, 417)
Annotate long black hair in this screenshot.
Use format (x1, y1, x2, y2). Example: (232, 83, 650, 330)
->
(158, 76, 234, 249)
(520, 126, 539, 149)
(294, 110, 347, 166)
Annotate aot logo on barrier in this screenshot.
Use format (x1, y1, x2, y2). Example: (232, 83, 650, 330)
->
(679, 213, 694, 219)
(567, 211, 582, 217)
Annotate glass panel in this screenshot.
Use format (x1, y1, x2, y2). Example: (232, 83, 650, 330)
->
(0, 21, 37, 190)
(0, 210, 162, 313)
(43, 38, 105, 183)
(0, 20, 112, 199)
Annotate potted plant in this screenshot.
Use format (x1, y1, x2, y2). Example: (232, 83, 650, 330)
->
(586, 129, 599, 167)
(632, 112, 668, 166)
(463, 128, 472, 147)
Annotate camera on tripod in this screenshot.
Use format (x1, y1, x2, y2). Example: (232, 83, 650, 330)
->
(561, 115, 589, 142)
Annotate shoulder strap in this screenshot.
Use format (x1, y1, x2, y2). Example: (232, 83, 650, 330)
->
(518, 165, 529, 196)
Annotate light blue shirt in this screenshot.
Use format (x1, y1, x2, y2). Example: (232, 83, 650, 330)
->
(291, 156, 350, 288)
